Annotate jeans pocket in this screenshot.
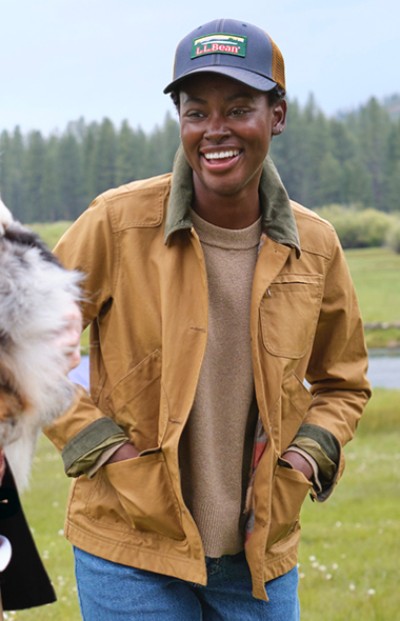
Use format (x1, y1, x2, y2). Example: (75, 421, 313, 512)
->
(104, 451, 185, 541)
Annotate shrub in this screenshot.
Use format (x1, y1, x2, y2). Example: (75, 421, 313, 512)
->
(386, 218, 400, 253)
(314, 205, 394, 249)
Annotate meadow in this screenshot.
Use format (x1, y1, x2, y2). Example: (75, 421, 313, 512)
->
(345, 248, 400, 348)
(4, 227, 400, 619)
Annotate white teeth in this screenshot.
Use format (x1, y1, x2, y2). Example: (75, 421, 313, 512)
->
(204, 150, 239, 160)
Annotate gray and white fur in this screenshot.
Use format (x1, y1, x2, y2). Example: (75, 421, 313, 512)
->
(0, 199, 82, 490)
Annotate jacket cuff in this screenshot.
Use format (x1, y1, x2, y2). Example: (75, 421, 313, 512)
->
(291, 423, 341, 500)
(62, 418, 127, 475)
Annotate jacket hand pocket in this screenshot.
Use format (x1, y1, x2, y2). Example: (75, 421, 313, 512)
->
(266, 461, 312, 548)
(104, 451, 185, 541)
(105, 349, 162, 451)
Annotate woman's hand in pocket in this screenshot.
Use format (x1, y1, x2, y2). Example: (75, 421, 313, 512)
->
(281, 450, 314, 481)
(106, 442, 140, 464)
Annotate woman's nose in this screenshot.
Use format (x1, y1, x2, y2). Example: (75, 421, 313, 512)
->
(203, 114, 230, 142)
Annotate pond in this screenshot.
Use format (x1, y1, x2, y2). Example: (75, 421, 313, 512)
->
(367, 349, 400, 390)
(69, 352, 400, 391)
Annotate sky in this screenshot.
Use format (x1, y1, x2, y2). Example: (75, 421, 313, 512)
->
(1, 0, 399, 135)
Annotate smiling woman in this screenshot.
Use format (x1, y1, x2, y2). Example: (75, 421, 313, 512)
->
(45, 17, 370, 621)
(177, 73, 287, 228)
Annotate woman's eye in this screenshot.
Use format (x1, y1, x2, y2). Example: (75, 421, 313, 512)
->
(186, 110, 204, 119)
(231, 108, 247, 117)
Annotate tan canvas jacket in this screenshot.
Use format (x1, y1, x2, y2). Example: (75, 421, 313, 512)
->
(47, 150, 371, 600)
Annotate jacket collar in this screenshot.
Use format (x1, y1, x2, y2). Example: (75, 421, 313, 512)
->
(164, 145, 300, 257)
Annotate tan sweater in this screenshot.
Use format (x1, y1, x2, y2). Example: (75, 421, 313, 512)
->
(179, 210, 261, 557)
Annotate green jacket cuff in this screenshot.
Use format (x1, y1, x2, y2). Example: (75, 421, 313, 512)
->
(62, 418, 127, 475)
(292, 423, 341, 500)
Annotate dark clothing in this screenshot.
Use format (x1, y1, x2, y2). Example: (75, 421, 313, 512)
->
(0, 460, 56, 610)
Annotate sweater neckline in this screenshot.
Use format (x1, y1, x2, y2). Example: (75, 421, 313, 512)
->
(190, 209, 262, 250)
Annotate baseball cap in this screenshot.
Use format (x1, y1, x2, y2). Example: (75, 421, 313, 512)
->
(163, 18, 285, 94)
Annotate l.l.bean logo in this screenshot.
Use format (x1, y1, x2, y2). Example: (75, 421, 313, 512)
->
(191, 33, 247, 59)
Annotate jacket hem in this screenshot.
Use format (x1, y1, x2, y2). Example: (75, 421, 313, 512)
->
(65, 520, 208, 586)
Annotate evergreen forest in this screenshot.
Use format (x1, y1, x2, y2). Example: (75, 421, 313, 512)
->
(1, 94, 400, 225)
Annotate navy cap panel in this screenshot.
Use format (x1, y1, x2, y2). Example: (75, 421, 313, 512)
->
(164, 18, 284, 94)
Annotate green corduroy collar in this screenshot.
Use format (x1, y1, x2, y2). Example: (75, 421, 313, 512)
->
(164, 145, 300, 257)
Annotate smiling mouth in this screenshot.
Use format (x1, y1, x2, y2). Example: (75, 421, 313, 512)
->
(203, 149, 241, 162)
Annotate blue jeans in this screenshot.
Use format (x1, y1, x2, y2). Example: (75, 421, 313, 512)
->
(74, 547, 300, 620)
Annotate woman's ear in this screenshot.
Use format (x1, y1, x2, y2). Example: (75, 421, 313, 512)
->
(271, 99, 287, 136)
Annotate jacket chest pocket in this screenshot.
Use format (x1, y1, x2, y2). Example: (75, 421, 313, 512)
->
(260, 274, 323, 359)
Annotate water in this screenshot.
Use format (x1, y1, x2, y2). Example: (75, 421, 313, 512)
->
(367, 349, 400, 389)
(69, 353, 400, 391)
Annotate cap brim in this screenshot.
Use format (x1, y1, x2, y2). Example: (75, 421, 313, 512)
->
(163, 66, 277, 94)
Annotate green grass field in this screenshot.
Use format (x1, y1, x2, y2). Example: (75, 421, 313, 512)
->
(29, 221, 73, 253)
(298, 388, 400, 621)
(344, 248, 400, 323)
(6, 226, 399, 619)
(345, 248, 400, 348)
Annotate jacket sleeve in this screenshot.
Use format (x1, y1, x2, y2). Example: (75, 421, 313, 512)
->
(44, 195, 129, 476)
(294, 226, 371, 499)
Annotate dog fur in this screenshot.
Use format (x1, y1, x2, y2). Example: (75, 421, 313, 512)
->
(0, 199, 82, 490)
